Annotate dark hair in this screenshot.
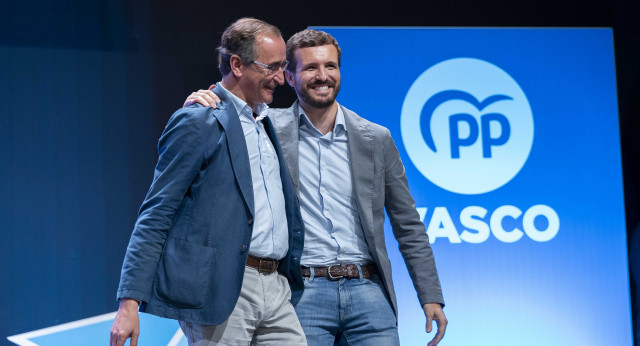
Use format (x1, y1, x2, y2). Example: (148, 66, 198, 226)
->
(217, 18, 282, 76)
(286, 29, 341, 72)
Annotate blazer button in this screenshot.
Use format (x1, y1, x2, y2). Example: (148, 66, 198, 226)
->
(248, 218, 253, 225)
(241, 244, 247, 252)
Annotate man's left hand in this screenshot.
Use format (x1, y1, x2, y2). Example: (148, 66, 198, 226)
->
(423, 303, 447, 346)
(183, 84, 219, 108)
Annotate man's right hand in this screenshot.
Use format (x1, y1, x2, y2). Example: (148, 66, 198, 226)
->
(110, 298, 140, 346)
(183, 84, 220, 108)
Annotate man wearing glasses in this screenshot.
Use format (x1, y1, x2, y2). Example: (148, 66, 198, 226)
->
(186, 29, 447, 346)
(110, 18, 306, 346)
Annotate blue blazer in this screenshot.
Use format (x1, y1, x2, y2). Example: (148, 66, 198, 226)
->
(116, 85, 304, 325)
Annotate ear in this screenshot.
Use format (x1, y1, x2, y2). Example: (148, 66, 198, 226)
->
(285, 70, 295, 87)
(230, 55, 244, 78)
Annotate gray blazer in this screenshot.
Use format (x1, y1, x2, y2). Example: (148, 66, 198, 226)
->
(270, 101, 444, 316)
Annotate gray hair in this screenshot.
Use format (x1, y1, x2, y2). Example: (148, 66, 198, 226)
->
(217, 18, 282, 76)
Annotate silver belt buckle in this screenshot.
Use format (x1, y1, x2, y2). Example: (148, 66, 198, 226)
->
(327, 265, 344, 279)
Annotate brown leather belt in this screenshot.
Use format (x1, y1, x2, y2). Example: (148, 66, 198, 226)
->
(301, 264, 378, 280)
(246, 255, 279, 275)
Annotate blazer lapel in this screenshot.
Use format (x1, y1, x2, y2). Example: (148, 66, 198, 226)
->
(275, 102, 302, 196)
(211, 88, 255, 218)
(343, 105, 375, 236)
(263, 116, 295, 193)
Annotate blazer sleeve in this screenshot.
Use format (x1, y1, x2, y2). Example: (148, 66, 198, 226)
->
(382, 129, 445, 307)
(117, 106, 207, 303)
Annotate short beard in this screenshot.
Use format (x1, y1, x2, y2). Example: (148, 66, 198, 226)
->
(297, 82, 341, 109)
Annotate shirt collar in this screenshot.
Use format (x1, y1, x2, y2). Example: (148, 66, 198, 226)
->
(298, 104, 346, 136)
(218, 83, 269, 122)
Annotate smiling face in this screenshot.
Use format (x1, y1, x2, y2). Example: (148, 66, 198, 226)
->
(286, 44, 341, 110)
(239, 34, 287, 108)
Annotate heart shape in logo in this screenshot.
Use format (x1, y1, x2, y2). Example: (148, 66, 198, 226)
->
(420, 90, 512, 153)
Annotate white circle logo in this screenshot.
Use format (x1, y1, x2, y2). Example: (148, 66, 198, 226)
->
(401, 58, 534, 195)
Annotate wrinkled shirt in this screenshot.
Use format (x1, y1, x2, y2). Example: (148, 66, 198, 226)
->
(297, 105, 373, 266)
(219, 84, 288, 259)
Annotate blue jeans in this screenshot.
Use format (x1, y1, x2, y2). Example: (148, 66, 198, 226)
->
(294, 272, 399, 346)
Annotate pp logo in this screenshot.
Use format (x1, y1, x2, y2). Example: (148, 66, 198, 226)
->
(401, 58, 534, 195)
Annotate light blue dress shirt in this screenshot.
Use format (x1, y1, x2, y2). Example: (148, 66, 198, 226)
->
(297, 105, 373, 267)
(219, 84, 288, 260)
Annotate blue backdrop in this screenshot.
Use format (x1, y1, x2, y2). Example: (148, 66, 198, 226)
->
(1, 27, 633, 346)
(312, 27, 632, 345)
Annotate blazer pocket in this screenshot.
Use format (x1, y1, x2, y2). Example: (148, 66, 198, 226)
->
(155, 240, 216, 309)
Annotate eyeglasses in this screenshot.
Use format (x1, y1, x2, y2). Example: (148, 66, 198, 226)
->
(252, 60, 289, 75)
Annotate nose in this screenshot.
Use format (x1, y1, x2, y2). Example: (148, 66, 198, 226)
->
(274, 68, 285, 85)
(315, 67, 327, 80)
